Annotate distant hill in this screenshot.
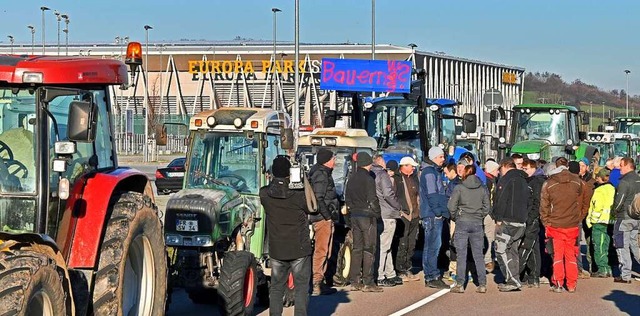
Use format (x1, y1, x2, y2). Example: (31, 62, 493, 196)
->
(523, 72, 639, 115)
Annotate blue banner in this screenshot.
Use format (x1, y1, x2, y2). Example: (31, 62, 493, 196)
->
(320, 58, 412, 93)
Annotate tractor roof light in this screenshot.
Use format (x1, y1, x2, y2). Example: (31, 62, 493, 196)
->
(206, 116, 216, 127)
(364, 101, 374, 109)
(525, 108, 531, 113)
(194, 119, 203, 127)
(22, 72, 43, 83)
(233, 117, 245, 129)
(324, 138, 337, 146)
(125, 41, 143, 81)
(310, 138, 323, 146)
(250, 120, 259, 129)
(429, 104, 439, 112)
(499, 137, 506, 143)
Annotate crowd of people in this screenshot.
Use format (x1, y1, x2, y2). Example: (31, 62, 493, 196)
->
(259, 148, 640, 315)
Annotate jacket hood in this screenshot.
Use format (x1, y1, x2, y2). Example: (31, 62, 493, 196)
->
(503, 168, 527, 182)
(533, 168, 545, 177)
(550, 169, 578, 183)
(461, 175, 483, 189)
(267, 178, 294, 199)
(548, 166, 568, 176)
(371, 164, 385, 173)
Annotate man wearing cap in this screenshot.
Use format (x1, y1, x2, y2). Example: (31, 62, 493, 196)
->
(394, 156, 421, 282)
(260, 156, 314, 315)
(420, 147, 449, 289)
(345, 152, 383, 292)
(308, 148, 339, 295)
(483, 159, 500, 272)
(371, 154, 403, 287)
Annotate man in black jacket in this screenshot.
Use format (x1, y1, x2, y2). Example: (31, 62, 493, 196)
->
(519, 159, 545, 287)
(493, 158, 530, 292)
(308, 148, 339, 295)
(260, 157, 313, 315)
(345, 152, 383, 292)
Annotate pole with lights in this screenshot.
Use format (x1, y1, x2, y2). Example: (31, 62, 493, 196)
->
(272, 7, 281, 109)
(143, 25, 153, 162)
(7, 36, 14, 54)
(61, 14, 69, 55)
(40, 6, 50, 54)
(625, 69, 631, 117)
(27, 25, 35, 55)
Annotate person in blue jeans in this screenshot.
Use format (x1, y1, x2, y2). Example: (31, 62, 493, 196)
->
(420, 147, 449, 289)
(447, 164, 491, 293)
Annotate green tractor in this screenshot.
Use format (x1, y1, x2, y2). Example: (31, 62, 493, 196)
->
(583, 131, 640, 167)
(506, 103, 594, 161)
(163, 107, 294, 315)
(615, 116, 640, 135)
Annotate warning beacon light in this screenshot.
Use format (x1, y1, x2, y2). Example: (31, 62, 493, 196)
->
(125, 41, 143, 81)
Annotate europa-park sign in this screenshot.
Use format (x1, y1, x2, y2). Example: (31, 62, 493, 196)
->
(188, 59, 322, 81)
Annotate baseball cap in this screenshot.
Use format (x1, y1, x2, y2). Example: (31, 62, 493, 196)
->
(399, 156, 419, 167)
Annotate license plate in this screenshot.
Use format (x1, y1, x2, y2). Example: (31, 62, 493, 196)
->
(168, 172, 184, 177)
(176, 219, 198, 232)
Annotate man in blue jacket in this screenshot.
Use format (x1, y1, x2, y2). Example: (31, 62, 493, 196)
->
(420, 147, 449, 289)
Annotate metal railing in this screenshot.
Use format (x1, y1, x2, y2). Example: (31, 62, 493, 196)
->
(115, 133, 187, 159)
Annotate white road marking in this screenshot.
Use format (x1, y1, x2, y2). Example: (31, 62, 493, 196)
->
(388, 288, 450, 316)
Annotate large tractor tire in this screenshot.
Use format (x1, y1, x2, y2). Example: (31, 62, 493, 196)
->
(0, 250, 68, 316)
(333, 232, 353, 287)
(218, 251, 258, 316)
(92, 191, 167, 316)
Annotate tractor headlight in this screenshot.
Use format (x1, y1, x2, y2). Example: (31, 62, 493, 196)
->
(324, 138, 337, 146)
(233, 117, 245, 128)
(23, 72, 43, 83)
(527, 153, 540, 160)
(499, 137, 506, 143)
(194, 236, 212, 246)
(206, 116, 216, 127)
(165, 234, 183, 246)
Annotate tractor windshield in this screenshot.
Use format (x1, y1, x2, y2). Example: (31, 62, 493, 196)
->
(617, 120, 640, 135)
(513, 110, 568, 145)
(186, 132, 260, 194)
(365, 102, 420, 149)
(438, 107, 457, 149)
(613, 139, 631, 157)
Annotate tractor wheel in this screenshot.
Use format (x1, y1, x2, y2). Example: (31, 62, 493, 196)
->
(92, 191, 167, 316)
(0, 250, 68, 316)
(218, 251, 258, 316)
(333, 233, 352, 287)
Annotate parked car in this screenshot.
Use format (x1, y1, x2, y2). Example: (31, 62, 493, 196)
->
(155, 157, 186, 195)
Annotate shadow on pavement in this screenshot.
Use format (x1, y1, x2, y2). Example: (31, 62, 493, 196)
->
(602, 289, 640, 315)
(307, 290, 351, 315)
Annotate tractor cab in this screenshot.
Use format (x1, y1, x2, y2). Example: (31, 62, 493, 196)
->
(508, 103, 588, 161)
(297, 127, 377, 200)
(584, 132, 639, 165)
(456, 130, 487, 164)
(615, 117, 640, 136)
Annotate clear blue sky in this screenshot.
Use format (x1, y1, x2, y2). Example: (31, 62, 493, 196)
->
(3, 0, 639, 95)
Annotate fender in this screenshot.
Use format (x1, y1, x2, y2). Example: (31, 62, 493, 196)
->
(57, 167, 154, 269)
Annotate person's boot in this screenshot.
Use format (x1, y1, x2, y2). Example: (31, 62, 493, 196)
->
(312, 282, 337, 295)
(485, 262, 495, 273)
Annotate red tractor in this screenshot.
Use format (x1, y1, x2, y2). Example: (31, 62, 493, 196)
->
(0, 42, 166, 315)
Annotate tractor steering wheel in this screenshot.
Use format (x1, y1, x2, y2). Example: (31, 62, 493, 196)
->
(219, 173, 249, 192)
(0, 141, 14, 160)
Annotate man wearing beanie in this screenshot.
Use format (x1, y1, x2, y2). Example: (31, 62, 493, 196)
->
(260, 156, 313, 315)
(308, 148, 339, 296)
(420, 146, 449, 289)
(345, 152, 383, 292)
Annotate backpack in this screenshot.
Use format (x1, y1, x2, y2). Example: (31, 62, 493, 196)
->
(627, 192, 640, 220)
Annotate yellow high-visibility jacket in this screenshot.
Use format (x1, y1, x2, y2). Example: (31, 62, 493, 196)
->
(587, 183, 616, 227)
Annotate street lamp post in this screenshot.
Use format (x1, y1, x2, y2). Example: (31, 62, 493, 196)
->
(371, 0, 375, 97)
(625, 69, 631, 116)
(143, 25, 153, 162)
(589, 101, 593, 131)
(272, 8, 281, 109)
(27, 25, 35, 55)
(294, 0, 300, 132)
(602, 102, 605, 125)
(54, 11, 61, 55)
(40, 6, 50, 54)
(7, 36, 14, 54)
(61, 14, 69, 55)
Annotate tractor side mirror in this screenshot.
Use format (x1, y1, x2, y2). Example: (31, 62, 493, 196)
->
(155, 125, 167, 146)
(582, 112, 590, 125)
(281, 128, 294, 150)
(324, 110, 337, 128)
(462, 113, 477, 133)
(68, 100, 97, 143)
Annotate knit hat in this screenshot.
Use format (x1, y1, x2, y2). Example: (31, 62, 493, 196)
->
(485, 160, 500, 174)
(316, 148, 334, 165)
(596, 167, 610, 178)
(428, 146, 445, 161)
(579, 157, 590, 166)
(272, 156, 291, 178)
(356, 152, 373, 166)
(568, 161, 580, 174)
(387, 160, 399, 172)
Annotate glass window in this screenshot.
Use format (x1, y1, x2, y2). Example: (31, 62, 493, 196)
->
(265, 133, 285, 175)
(186, 132, 259, 194)
(613, 139, 631, 157)
(0, 88, 37, 193)
(514, 111, 568, 145)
